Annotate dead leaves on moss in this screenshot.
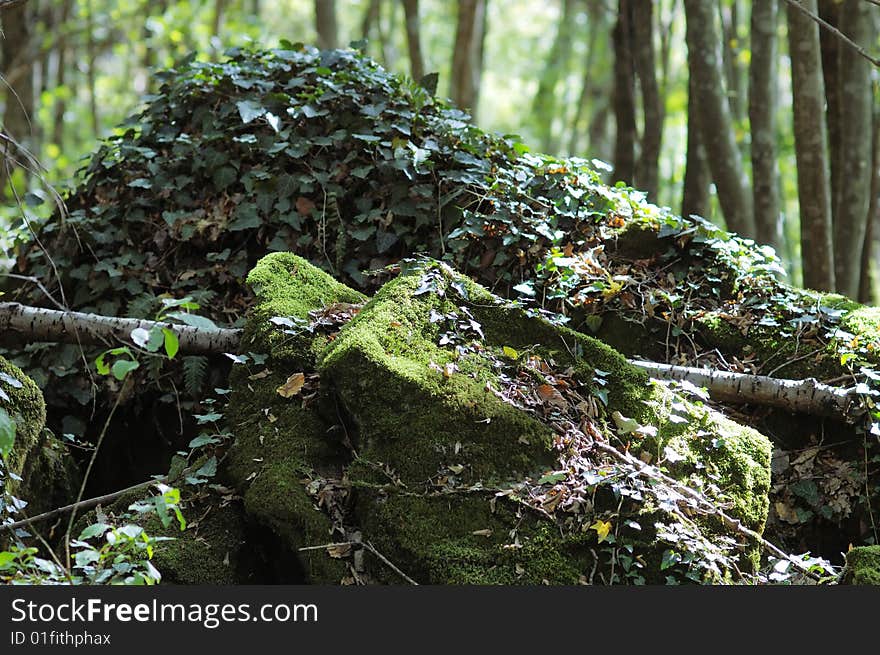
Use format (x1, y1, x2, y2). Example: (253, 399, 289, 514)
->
(277, 372, 305, 397)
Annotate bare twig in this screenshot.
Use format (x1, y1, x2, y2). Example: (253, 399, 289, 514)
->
(363, 541, 419, 585)
(2, 476, 164, 534)
(782, 0, 880, 67)
(592, 440, 827, 582)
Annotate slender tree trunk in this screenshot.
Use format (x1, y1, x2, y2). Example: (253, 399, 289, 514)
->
(567, 0, 605, 155)
(632, 0, 662, 201)
(683, 0, 755, 236)
(818, 0, 842, 232)
(85, 0, 99, 139)
(787, 0, 835, 292)
(749, 0, 782, 252)
(401, 0, 425, 81)
(315, 0, 339, 50)
(681, 72, 710, 220)
(532, 0, 577, 153)
(832, 0, 875, 297)
(450, 0, 488, 119)
(658, 0, 677, 99)
(0, 1, 34, 195)
(858, 105, 880, 304)
(52, 0, 72, 147)
(211, 0, 227, 42)
(721, 0, 745, 120)
(611, 0, 636, 185)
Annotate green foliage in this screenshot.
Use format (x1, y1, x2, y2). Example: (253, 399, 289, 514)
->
(0, 408, 14, 459)
(0, 481, 184, 585)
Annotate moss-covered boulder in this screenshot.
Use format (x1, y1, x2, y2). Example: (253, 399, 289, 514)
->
(0, 356, 47, 494)
(227, 255, 771, 583)
(223, 252, 366, 582)
(840, 546, 880, 585)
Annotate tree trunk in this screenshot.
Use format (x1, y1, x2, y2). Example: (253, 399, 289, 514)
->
(683, 0, 755, 237)
(858, 108, 880, 304)
(0, 0, 34, 194)
(85, 0, 99, 139)
(748, 0, 782, 252)
(315, 0, 339, 50)
(51, 0, 72, 147)
(818, 0, 842, 237)
(450, 0, 488, 119)
(401, 0, 425, 81)
(611, 0, 636, 185)
(531, 0, 577, 154)
(787, 0, 835, 292)
(681, 71, 711, 220)
(0, 302, 856, 421)
(721, 0, 746, 120)
(832, 0, 874, 298)
(632, 0, 662, 201)
(567, 0, 605, 156)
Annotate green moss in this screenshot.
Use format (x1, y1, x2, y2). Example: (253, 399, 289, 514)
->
(321, 260, 773, 583)
(0, 356, 47, 492)
(638, 385, 772, 533)
(144, 500, 248, 585)
(224, 253, 363, 581)
(238, 251, 366, 367)
(319, 263, 561, 485)
(841, 546, 880, 585)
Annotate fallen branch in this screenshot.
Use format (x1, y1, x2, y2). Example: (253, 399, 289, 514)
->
(630, 360, 856, 423)
(0, 301, 241, 355)
(0, 301, 863, 420)
(1, 476, 161, 533)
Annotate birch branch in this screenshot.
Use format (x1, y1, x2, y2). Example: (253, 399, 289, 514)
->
(0, 301, 864, 420)
(0, 301, 241, 355)
(630, 360, 856, 422)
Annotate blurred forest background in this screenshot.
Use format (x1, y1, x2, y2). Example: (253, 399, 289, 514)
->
(0, 0, 878, 299)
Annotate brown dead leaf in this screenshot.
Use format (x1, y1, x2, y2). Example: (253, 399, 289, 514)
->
(536, 384, 567, 409)
(295, 196, 316, 215)
(327, 543, 352, 559)
(277, 372, 305, 398)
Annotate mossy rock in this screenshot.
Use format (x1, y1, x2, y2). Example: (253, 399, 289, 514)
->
(841, 546, 880, 585)
(317, 259, 772, 583)
(223, 252, 365, 583)
(0, 356, 47, 494)
(16, 431, 81, 517)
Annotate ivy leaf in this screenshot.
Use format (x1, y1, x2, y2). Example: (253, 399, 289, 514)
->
(165, 312, 218, 329)
(130, 327, 151, 348)
(590, 520, 612, 543)
(537, 471, 566, 484)
(111, 359, 140, 380)
(236, 99, 266, 124)
(0, 372, 23, 389)
(78, 523, 111, 540)
(0, 408, 16, 459)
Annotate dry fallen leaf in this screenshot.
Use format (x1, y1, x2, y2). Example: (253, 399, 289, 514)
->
(471, 529, 493, 537)
(296, 196, 316, 215)
(327, 543, 352, 559)
(536, 383, 567, 408)
(277, 372, 305, 398)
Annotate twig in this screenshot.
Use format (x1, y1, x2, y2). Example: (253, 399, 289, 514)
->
(364, 541, 419, 585)
(782, 0, 880, 67)
(592, 440, 826, 582)
(2, 476, 163, 534)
